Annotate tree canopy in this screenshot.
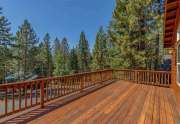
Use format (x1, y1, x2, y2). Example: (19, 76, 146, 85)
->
(0, 1, 166, 83)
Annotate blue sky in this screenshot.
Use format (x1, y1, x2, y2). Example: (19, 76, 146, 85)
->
(0, 0, 115, 49)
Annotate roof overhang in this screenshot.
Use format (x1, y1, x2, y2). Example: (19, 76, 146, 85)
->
(164, 0, 180, 48)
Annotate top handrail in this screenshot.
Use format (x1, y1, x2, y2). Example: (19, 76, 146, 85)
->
(0, 69, 113, 87)
(0, 69, 171, 87)
(113, 68, 171, 73)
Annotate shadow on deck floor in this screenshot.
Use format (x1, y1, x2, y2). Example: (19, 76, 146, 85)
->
(1, 80, 115, 124)
(1, 80, 180, 124)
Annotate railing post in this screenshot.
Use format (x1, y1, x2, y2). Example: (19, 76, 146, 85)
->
(41, 80, 45, 108)
(5, 86, 8, 115)
(111, 69, 114, 80)
(81, 75, 85, 92)
(135, 70, 138, 83)
(100, 71, 103, 84)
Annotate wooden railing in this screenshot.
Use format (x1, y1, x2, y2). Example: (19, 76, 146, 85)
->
(113, 69, 171, 87)
(0, 70, 113, 118)
(0, 69, 171, 118)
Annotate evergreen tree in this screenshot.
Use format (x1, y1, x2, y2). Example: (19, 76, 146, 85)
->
(0, 8, 12, 46)
(60, 37, 70, 75)
(53, 37, 62, 76)
(53, 37, 70, 76)
(38, 33, 53, 77)
(15, 19, 39, 79)
(78, 32, 91, 72)
(152, 0, 164, 69)
(92, 26, 109, 70)
(53, 37, 61, 55)
(109, 0, 163, 69)
(0, 7, 13, 82)
(70, 47, 79, 73)
(109, 0, 137, 68)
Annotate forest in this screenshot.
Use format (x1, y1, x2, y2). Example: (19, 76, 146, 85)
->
(0, 0, 165, 83)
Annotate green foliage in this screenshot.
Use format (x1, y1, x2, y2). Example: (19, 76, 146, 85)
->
(15, 19, 39, 78)
(37, 33, 53, 77)
(78, 32, 91, 72)
(0, 1, 166, 83)
(70, 47, 79, 73)
(109, 0, 164, 69)
(53, 38, 70, 76)
(0, 7, 13, 82)
(0, 8, 12, 46)
(92, 26, 109, 70)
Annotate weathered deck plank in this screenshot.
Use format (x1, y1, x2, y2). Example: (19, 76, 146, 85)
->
(2, 81, 180, 124)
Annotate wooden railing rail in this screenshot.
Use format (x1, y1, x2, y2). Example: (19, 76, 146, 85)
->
(0, 69, 113, 118)
(113, 69, 171, 87)
(0, 69, 171, 118)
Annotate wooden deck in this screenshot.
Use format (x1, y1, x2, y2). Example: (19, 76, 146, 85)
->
(3, 81, 180, 124)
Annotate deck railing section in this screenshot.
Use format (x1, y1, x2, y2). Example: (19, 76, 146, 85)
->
(113, 69, 171, 87)
(0, 69, 171, 118)
(0, 70, 113, 118)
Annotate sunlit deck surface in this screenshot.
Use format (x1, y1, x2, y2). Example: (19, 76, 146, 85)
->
(3, 81, 180, 124)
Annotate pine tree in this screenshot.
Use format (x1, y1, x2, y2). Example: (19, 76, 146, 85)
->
(53, 37, 61, 55)
(15, 19, 39, 79)
(38, 33, 53, 77)
(53, 37, 62, 76)
(152, 0, 164, 69)
(0, 7, 13, 83)
(70, 47, 79, 73)
(92, 26, 109, 70)
(109, 0, 136, 68)
(0, 8, 12, 46)
(109, 0, 162, 69)
(78, 32, 91, 72)
(53, 37, 70, 76)
(60, 37, 70, 75)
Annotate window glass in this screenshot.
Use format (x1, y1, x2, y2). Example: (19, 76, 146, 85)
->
(177, 44, 180, 86)
(177, 32, 180, 41)
(178, 45, 180, 63)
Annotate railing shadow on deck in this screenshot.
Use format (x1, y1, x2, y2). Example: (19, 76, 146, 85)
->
(0, 69, 171, 122)
(0, 80, 115, 124)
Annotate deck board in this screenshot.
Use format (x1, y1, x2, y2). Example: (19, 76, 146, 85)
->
(3, 81, 180, 124)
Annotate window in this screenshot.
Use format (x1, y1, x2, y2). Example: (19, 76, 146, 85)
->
(177, 43, 180, 87)
(177, 32, 180, 41)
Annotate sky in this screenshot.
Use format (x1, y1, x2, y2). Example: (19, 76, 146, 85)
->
(0, 0, 115, 49)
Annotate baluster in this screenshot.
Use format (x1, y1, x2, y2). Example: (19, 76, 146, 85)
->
(67, 78, 70, 94)
(81, 75, 84, 92)
(5, 86, 8, 115)
(63, 78, 65, 95)
(12, 86, 15, 113)
(18, 85, 21, 111)
(40, 80, 44, 108)
(152, 72, 154, 85)
(55, 79, 58, 97)
(50, 79, 53, 99)
(60, 78, 63, 96)
(46, 80, 49, 101)
(35, 82, 38, 105)
(167, 73, 169, 86)
(30, 82, 33, 107)
(160, 73, 162, 86)
(58, 78, 60, 96)
(66, 77, 68, 94)
(24, 83, 27, 109)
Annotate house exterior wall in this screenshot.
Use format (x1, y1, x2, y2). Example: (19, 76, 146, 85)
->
(170, 1, 180, 101)
(171, 46, 180, 101)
